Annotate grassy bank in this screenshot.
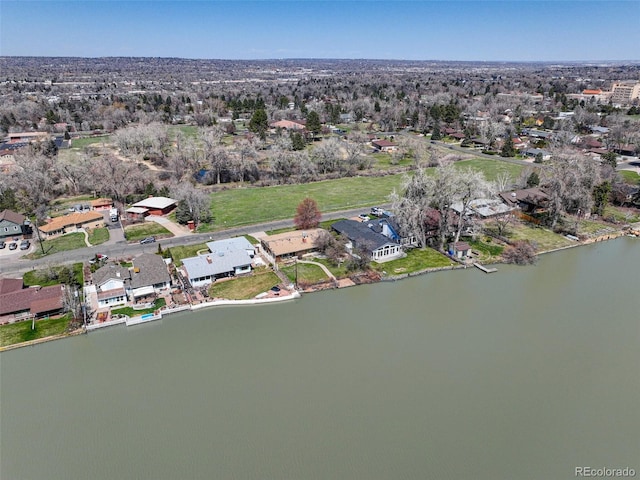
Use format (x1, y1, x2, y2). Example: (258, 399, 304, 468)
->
(371, 247, 454, 275)
(281, 263, 329, 284)
(111, 298, 166, 317)
(0, 315, 71, 348)
(26, 232, 87, 258)
(208, 270, 280, 300)
(124, 223, 173, 242)
(23, 263, 84, 287)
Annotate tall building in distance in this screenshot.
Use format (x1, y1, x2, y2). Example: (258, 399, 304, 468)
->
(610, 81, 640, 105)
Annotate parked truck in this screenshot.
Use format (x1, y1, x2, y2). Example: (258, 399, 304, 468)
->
(109, 208, 119, 222)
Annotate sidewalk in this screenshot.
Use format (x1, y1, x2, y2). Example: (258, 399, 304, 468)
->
(145, 216, 191, 237)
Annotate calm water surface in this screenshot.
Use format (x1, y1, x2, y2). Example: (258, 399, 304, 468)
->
(1, 238, 639, 480)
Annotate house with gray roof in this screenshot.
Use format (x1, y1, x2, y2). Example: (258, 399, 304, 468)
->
(182, 239, 253, 288)
(130, 253, 171, 299)
(92, 264, 131, 308)
(0, 209, 30, 241)
(332, 219, 402, 262)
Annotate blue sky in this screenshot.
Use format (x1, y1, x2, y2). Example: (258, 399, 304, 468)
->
(1, 1, 638, 61)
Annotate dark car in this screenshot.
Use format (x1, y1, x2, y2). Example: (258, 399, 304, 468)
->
(19, 240, 30, 250)
(140, 236, 156, 245)
(0, 241, 5, 249)
(8, 242, 18, 250)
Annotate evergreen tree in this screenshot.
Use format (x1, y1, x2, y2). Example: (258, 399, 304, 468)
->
(501, 133, 516, 157)
(306, 110, 321, 138)
(248, 108, 268, 140)
(431, 121, 441, 141)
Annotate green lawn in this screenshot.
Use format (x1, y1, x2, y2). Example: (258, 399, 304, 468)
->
(208, 158, 524, 230)
(26, 232, 88, 258)
(169, 242, 209, 266)
(310, 257, 350, 279)
(70, 135, 111, 148)
(371, 247, 454, 275)
(124, 223, 173, 242)
(467, 238, 505, 263)
(208, 270, 280, 300)
(281, 262, 329, 284)
(507, 223, 573, 252)
(0, 315, 71, 348)
(88, 227, 110, 245)
(618, 170, 640, 185)
(111, 298, 166, 317)
(23, 263, 84, 287)
(602, 205, 640, 223)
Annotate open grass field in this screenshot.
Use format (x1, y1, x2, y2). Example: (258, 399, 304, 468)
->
(88, 227, 109, 245)
(602, 205, 640, 223)
(208, 270, 280, 300)
(467, 238, 505, 263)
(208, 158, 524, 230)
(124, 223, 173, 242)
(281, 262, 329, 284)
(507, 222, 573, 252)
(371, 247, 454, 275)
(23, 263, 84, 287)
(26, 232, 87, 259)
(0, 315, 71, 348)
(169, 242, 209, 266)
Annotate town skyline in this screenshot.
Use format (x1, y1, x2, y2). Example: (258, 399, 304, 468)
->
(1, 1, 639, 62)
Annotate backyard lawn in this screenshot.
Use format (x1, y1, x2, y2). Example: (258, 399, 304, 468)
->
(310, 257, 350, 279)
(281, 262, 329, 284)
(619, 170, 640, 185)
(208, 270, 280, 300)
(111, 298, 166, 317)
(124, 223, 173, 242)
(507, 222, 573, 252)
(371, 247, 454, 275)
(0, 315, 71, 348)
(467, 238, 505, 263)
(26, 232, 87, 258)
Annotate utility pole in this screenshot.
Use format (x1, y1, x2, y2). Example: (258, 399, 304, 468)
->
(33, 216, 45, 255)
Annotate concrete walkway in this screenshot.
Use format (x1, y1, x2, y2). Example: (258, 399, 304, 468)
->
(145, 216, 191, 237)
(297, 259, 336, 281)
(78, 228, 92, 247)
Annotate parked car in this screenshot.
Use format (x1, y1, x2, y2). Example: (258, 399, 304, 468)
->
(358, 214, 370, 221)
(8, 242, 18, 250)
(0, 241, 5, 249)
(140, 236, 156, 244)
(371, 207, 384, 216)
(89, 254, 108, 264)
(19, 240, 30, 250)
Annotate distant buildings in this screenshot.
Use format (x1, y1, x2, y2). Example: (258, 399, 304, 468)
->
(610, 81, 640, 105)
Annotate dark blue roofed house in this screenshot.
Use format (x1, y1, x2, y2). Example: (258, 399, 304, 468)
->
(332, 219, 403, 262)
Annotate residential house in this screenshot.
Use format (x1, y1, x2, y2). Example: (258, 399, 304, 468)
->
(38, 211, 105, 238)
(270, 119, 306, 131)
(182, 251, 253, 288)
(130, 196, 177, 216)
(4, 131, 49, 144)
(92, 264, 131, 308)
(0, 280, 65, 323)
(361, 217, 417, 247)
(371, 139, 398, 152)
(130, 254, 171, 300)
(0, 210, 30, 241)
(499, 188, 549, 213)
(451, 198, 515, 219)
(523, 148, 551, 161)
(91, 198, 113, 211)
(332, 219, 402, 262)
(260, 228, 325, 263)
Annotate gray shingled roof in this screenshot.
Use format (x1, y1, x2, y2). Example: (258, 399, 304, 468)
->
(92, 265, 131, 288)
(332, 219, 399, 252)
(206, 237, 254, 255)
(131, 253, 171, 289)
(183, 249, 252, 280)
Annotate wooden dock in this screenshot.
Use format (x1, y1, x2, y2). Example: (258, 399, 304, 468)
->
(474, 263, 497, 274)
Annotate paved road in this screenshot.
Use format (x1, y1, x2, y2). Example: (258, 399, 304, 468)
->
(0, 206, 390, 277)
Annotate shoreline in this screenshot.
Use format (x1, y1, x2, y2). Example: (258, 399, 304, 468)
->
(1, 232, 634, 352)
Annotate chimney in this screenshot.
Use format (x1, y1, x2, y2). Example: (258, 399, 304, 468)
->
(206, 256, 212, 264)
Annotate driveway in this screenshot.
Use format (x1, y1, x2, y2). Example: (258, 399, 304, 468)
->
(145, 216, 191, 237)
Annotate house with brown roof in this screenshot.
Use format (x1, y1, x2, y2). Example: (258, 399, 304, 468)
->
(0, 280, 65, 323)
(270, 119, 306, 131)
(371, 139, 398, 152)
(91, 198, 113, 211)
(38, 211, 105, 238)
(499, 188, 549, 213)
(260, 228, 324, 263)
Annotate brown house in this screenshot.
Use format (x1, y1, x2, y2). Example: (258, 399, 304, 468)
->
(39, 211, 105, 238)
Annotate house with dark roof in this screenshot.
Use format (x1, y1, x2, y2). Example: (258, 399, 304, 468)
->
(92, 264, 131, 308)
(130, 254, 171, 299)
(499, 187, 549, 213)
(361, 217, 417, 247)
(332, 219, 402, 262)
(0, 280, 64, 323)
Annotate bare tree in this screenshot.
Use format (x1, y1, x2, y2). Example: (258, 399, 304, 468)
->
(171, 183, 212, 227)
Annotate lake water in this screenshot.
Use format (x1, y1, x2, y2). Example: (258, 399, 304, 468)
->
(1, 238, 639, 480)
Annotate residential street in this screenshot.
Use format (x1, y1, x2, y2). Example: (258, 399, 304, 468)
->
(0, 206, 390, 277)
